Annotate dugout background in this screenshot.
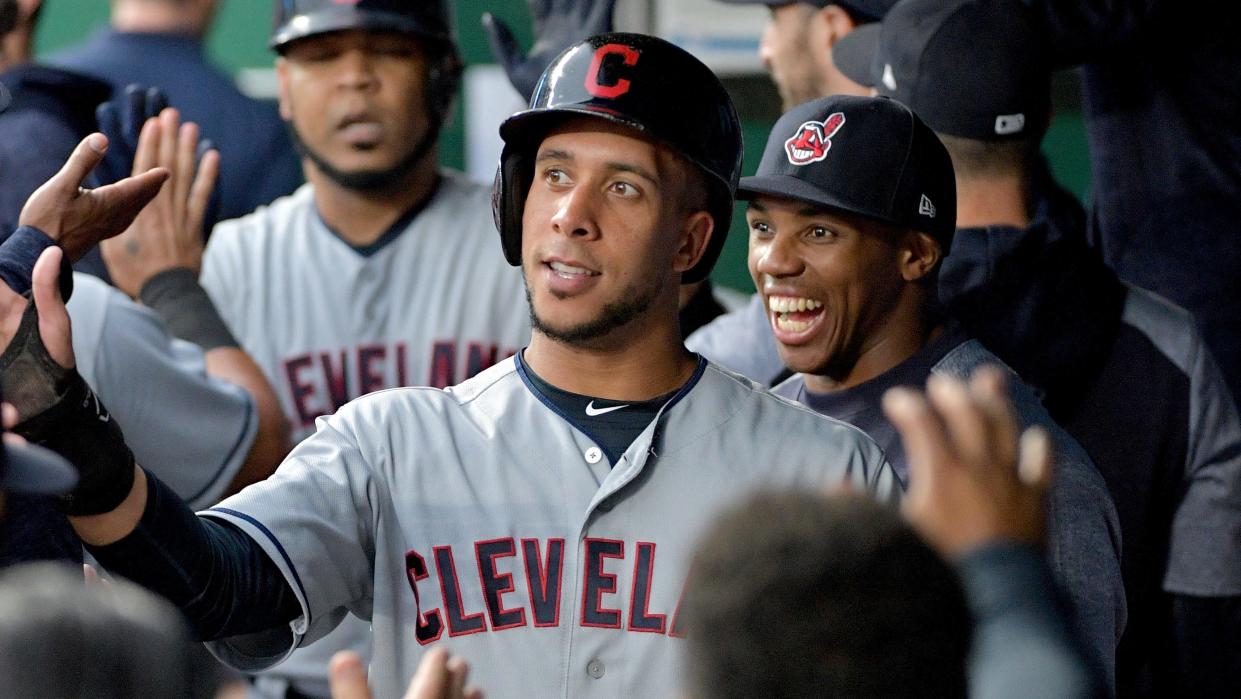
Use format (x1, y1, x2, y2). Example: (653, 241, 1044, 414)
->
(34, 1, 1091, 293)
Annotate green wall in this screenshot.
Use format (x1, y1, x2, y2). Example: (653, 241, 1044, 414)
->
(34, 1, 1090, 293)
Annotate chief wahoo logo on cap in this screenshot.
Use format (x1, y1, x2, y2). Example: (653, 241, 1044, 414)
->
(784, 113, 846, 166)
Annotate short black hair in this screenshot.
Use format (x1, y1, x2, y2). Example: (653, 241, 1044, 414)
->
(683, 491, 972, 699)
(0, 563, 222, 699)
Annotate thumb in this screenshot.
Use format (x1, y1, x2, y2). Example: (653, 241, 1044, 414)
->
(49, 134, 110, 193)
(31, 247, 74, 369)
(328, 651, 373, 699)
(481, 13, 523, 71)
(1017, 427, 1054, 493)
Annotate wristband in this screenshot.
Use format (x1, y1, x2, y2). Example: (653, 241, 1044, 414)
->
(0, 303, 134, 515)
(0, 226, 74, 300)
(138, 267, 238, 350)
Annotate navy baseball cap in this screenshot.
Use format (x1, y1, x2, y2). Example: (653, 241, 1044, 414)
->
(832, 0, 1050, 141)
(713, 0, 896, 24)
(739, 95, 956, 245)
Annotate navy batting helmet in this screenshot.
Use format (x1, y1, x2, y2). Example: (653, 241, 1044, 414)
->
(493, 33, 744, 284)
(270, 0, 462, 123)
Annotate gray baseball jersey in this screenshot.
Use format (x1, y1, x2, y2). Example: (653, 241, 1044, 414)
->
(200, 170, 532, 444)
(67, 273, 257, 509)
(200, 169, 529, 694)
(200, 356, 896, 698)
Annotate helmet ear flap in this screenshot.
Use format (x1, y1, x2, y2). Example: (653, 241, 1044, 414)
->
(493, 146, 534, 267)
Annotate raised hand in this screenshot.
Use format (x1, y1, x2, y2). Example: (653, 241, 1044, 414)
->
(328, 649, 483, 699)
(17, 134, 169, 262)
(101, 108, 220, 299)
(882, 367, 1053, 557)
(482, 0, 619, 101)
(0, 247, 75, 372)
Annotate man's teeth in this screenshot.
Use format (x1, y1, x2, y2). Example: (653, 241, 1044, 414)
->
(549, 261, 597, 277)
(767, 296, 823, 313)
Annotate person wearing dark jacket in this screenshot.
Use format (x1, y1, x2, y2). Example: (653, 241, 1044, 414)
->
(832, 0, 1241, 694)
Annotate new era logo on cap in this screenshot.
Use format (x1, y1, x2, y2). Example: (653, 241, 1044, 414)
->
(882, 64, 897, 91)
(784, 113, 846, 166)
(919, 194, 936, 218)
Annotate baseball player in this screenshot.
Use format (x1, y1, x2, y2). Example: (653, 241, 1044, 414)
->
(201, 5, 532, 688)
(739, 94, 1122, 684)
(199, 0, 530, 444)
(21, 33, 896, 698)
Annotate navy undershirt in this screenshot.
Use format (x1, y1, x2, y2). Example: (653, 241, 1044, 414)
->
(518, 353, 693, 465)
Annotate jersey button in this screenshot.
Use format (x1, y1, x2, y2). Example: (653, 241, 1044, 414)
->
(586, 659, 605, 679)
(584, 446, 603, 464)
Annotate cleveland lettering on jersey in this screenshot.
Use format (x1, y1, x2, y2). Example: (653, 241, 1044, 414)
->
(282, 341, 519, 428)
(404, 537, 689, 645)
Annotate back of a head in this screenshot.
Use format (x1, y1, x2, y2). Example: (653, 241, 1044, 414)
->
(0, 563, 216, 699)
(683, 492, 971, 699)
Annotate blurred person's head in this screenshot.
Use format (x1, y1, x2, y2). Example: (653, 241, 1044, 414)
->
(270, 1, 462, 195)
(683, 491, 971, 699)
(0, 562, 221, 698)
(111, 0, 219, 38)
(831, 0, 1051, 222)
(715, 1, 896, 109)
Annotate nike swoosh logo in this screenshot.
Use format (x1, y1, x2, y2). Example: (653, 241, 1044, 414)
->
(585, 401, 629, 417)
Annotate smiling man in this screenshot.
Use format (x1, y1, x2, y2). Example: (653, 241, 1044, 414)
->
(36, 34, 896, 699)
(744, 94, 1125, 685)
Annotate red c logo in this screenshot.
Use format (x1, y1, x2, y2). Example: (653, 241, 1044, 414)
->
(585, 43, 640, 99)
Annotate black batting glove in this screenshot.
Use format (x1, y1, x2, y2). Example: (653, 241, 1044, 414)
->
(482, 0, 619, 102)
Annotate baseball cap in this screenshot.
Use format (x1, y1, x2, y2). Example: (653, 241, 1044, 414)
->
(713, 0, 896, 24)
(739, 94, 956, 245)
(832, 0, 1050, 140)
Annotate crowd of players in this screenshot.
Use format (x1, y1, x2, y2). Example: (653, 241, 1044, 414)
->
(0, 0, 1236, 697)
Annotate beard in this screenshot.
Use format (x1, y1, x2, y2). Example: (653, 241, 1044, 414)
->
(287, 122, 433, 193)
(525, 277, 660, 347)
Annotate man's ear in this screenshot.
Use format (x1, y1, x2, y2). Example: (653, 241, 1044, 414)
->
(901, 231, 943, 282)
(819, 4, 860, 47)
(673, 211, 715, 275)
(275, 57, 293, 122)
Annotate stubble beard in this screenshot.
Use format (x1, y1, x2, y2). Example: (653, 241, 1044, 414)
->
(525, 277, 660, 348)
(287, 122, 431, 193)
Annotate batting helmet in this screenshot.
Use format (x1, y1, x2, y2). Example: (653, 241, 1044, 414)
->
(270, 0, 462, 124)
(492, 33, 743, 284)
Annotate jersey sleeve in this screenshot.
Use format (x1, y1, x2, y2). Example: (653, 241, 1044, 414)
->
(199, 406, 381, 672)
(67, 275, 258, 509)
(1164, 329, 1241, 595)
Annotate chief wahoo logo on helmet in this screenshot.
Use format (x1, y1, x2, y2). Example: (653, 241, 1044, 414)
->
(784, 113, 846, 166)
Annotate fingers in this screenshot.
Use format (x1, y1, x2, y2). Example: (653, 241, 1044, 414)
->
(186, 148, 220, 240)
(157, 109, 180, 201)
(446, 656, 470, 698)
(481, 13, 521, 71)
(1018, 426, 1054, 492)
(328, 651, 373, 699)
(132, 116, 160, 176)
(406, 647, 451, 699)
(50, 133, 110, 194)
(883, 386, 954, 480)
(2, 403, 17, 429)
(173, 120, 199, 217)
(143, 85, 169, 121)
(926, 374, 987, 466)
(31, 247, 75, 369)
(969, 366, 1019, 471)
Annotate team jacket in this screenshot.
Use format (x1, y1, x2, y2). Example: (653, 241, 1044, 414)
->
(943, 177, 1241, 696)
(201, 356, 895, 699)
